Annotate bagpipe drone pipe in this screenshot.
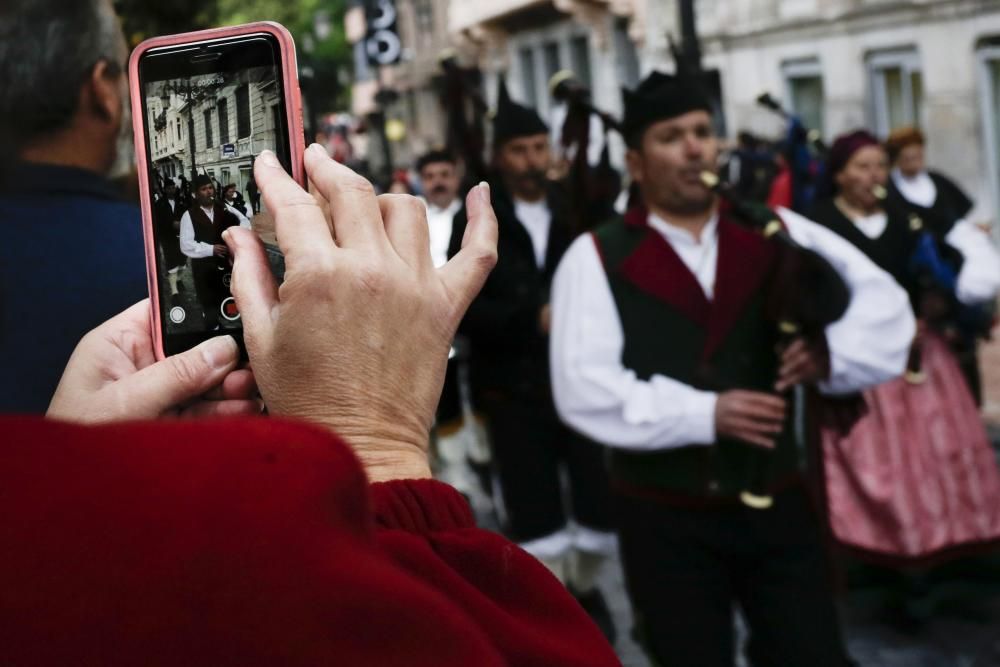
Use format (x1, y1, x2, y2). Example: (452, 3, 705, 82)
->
(756, 93, 828, 214)
(702, 171, 850, 509)
(549, 70, 624, 234)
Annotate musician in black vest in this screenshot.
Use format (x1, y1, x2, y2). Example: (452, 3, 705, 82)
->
(549, 72, 915, 666)
(180, 175, 251, 328)
(448, 81, 616, 640)
(154, 179, 186, 307)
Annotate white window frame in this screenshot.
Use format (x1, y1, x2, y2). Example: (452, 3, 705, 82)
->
(867, 48, 922, 136)
(977, 43, 1000, 234)
(781, 58, 824, 136)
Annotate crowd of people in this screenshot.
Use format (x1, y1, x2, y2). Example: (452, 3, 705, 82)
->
(3, 0, 1000, 665)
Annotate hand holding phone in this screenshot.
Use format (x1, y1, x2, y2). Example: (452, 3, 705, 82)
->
(130, 22, 304, 359)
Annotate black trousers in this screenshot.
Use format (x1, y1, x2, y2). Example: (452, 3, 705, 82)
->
(614, 485, 851, 667)
(481, 392, 612, 542)
(191, 260, 229, 326)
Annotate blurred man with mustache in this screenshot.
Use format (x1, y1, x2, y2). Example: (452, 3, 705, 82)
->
(449, 81, 617, 641)
(417, 150, 462, 269)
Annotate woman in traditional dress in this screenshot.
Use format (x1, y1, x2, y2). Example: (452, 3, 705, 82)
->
(809, 130, 1000, 603)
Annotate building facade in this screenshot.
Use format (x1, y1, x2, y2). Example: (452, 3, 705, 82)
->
(645, 0, 1000, 226)
(146, 68, 282, 195)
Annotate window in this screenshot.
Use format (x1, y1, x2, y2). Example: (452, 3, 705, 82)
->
(978, 43, 1000, 239)
(782, 59, 825, 136)
(414, 0, 433, 46)
(203, 108, 214, 149)
(543, 42, 561, 83)
(175, 119, 181, 142)
(613, 17, 641, 89)
(868, 49, 923, 136)
(570, 36, 592, 89)
(518, 47, 538, 107)
(236, 84, 251, 138)
(218, 98, 230, 145)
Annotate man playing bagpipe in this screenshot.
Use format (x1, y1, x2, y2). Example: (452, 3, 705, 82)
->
(549, 71, 915, 666)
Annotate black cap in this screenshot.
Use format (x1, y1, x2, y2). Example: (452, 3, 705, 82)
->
(193, 174, 214, 190)
(493, 79, 548, 149)
(621, 71, 712, 147)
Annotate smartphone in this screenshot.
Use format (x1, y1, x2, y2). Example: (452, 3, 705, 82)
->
(129, 22, 305, 359)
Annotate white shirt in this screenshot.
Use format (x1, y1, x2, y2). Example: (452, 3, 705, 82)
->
(549, 207, 916, 452)
(513, 198, 552, 269)
(887, 169, 1000, 305)
(891, 168, 936, 208)
(649, 212, 719, 299)
(180, 204, 252, 259)
(422, 197, 462, 268)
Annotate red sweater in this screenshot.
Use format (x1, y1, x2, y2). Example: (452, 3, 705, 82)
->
(0, 417, 620, 666)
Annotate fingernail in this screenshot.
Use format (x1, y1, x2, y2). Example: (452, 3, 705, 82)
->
(222, 229, 232, 243)
(258, 150, 280, 168)
(201, 335, 239, 370)
(477, 181, 490, 204)
(309, 143, 326, 155)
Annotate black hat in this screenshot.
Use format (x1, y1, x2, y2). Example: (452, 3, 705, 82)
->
(193, 174, 214, 190)
(621, 71, 712, 147)
(493, 79, 548, 148)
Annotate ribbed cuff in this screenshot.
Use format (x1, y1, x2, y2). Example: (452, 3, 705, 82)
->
(369, 479, 475, 534)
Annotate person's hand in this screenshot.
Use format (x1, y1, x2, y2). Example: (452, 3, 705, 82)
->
(539, 303, 552, 334)
(714, 390, 786, 450)
(774, 337, 829, 392)
(213, 244, 230, 258)
(225, 146, 498, 482)
(47, 301, 260, 423)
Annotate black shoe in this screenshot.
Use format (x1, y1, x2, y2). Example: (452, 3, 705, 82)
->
(569, 586, 617, 645)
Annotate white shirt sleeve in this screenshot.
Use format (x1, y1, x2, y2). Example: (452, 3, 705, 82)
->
(944, 219, 1000, 306)
(550, 234, 718, 451)
(179, 211, 215, 259)
(225, 203, 253, 230)
(778, 207, 916, 394)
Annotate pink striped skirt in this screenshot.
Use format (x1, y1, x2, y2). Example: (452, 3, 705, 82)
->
(820, 333, 1000, 561)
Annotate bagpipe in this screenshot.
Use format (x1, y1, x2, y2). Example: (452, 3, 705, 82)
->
(873, 184, 993, 383)
(756, 93, 827, 214)
(548, 70, 623, 235)
(436, 49, 489, 191)
(702, 171, 850, 509)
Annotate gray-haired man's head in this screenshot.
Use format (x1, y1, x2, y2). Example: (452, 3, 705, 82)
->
(0, 0, 129, 174)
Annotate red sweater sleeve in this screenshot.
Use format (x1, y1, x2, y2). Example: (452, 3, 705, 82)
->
(0, 417, 619, 666)
(370, 480, 621, 667)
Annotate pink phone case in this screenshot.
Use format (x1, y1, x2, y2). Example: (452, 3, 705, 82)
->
(128, 22, 305, 360)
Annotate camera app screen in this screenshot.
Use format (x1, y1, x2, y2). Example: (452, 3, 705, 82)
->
(140, 42, 290, 346)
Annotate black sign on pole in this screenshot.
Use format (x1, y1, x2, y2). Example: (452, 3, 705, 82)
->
(365, 0, 401, 67)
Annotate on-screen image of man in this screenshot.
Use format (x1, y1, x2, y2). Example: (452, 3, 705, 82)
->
(154, 179, 187, 306)
(247, 173, 261, 214)
(222, 183, 253, 222)
(448, 81, 617, 641)
(179, 175, 251, 329)
(549, 70, 916, 665)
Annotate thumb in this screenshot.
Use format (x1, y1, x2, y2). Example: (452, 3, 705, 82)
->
(439, 182, 498, 320)
(113, 336, 241, 417)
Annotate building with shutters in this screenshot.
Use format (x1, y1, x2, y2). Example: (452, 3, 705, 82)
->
(638, 0, 1000, 225)
(146, 68, 282, 195)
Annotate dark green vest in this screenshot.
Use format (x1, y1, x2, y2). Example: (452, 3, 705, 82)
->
(592, 213, 800, 498)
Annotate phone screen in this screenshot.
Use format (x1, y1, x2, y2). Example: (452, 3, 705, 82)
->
(138, 32, 292, 356)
